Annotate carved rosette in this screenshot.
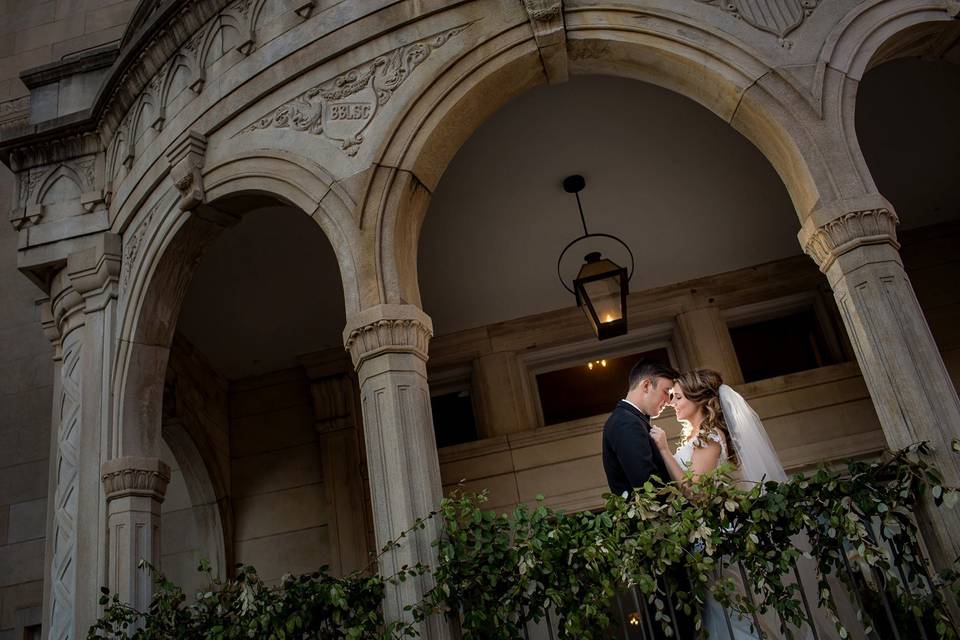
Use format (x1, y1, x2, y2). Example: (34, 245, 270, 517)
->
(101, 457, 171, 501)
(802, 208, 899, 273)
(344, 317, 432, 368)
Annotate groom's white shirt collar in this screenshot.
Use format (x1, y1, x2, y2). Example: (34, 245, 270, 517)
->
(621, 398, 643, 414)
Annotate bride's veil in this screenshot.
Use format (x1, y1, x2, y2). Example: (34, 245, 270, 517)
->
(718, 384, 786, 485)
(717, 383, 849, 639)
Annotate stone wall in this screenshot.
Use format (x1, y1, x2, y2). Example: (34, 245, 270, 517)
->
(0, 163, 51, 640)
(228, 368, 331, 584)
(0, 0, 135, 129)
(0, 3, 133, 633)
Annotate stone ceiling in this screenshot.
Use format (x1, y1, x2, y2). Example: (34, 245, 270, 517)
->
(177, 64, 960, 381)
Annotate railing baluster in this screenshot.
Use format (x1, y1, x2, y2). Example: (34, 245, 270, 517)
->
(664, 576, 681, 638)
(737, 563, 766, 640)
(888, 535, 930, 640)
(791, 558, 820, 640)
(545, 608, 556, 640)
(632, 585, 654, 640)
(614, 591, 631, 640)
(718, 561, 737, 640)
(839, 542, 884, 640)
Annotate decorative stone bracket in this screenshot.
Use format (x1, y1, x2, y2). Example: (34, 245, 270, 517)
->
(102, 456, 171, 501)
(309, 374, 356, 434)
(800, 207, 899, 273)
(521, 0, 568, 84)
(343, 304, 433, 369)
(166, 130, 207, 210)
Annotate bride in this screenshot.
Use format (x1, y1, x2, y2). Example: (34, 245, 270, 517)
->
(648, 369, 832, 640)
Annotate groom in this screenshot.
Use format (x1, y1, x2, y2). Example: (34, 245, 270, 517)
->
(602, 360, 695, 639)
(602, 359, 678, 496)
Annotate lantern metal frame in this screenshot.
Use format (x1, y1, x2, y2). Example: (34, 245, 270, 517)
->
(555, 174, 635, 340)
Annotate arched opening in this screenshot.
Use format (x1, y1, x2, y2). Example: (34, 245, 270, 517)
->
(854, 20, 960, 391)
(417, 74, 865, 513)
(119, 190, 373, 590)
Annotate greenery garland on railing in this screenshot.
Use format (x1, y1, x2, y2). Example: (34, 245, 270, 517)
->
(89, 443, 960, 639)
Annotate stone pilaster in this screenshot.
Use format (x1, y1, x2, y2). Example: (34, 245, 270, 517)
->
(472, 351, 537, 437)
(41, 233, 122, 640)
(303, 362, 371, 576)
(101, 457, 171, 612)
(674, 305, 744, 385)
(800, 198, 960, 569)
(343, 304, 450, 639)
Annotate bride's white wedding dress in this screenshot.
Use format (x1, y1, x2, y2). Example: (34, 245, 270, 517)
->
(673, 433, 769, 639)
(672, 385, 841, 640)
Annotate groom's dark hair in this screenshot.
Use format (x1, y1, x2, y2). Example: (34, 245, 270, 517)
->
(628, 359, 679, 391)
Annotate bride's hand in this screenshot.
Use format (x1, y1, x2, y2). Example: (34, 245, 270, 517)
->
(649, 426, 669, 452)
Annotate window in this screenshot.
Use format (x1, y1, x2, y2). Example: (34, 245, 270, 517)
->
(729, 308, 841, 383)
(535, 347, 671, 426)
(431, 390, 479, 448)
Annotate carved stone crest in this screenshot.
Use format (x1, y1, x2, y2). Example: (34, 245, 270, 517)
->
(240, 24, 471, 155)
(697, 0, 820, 39)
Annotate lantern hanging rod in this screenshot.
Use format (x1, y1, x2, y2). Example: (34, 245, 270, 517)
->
(563, 174, 590, 237)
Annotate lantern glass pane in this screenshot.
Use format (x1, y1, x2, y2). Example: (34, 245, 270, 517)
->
(582, 276, 623, 324)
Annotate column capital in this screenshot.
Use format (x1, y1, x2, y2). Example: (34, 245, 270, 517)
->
(101, 456, 171, 501)
(342, 304, 433, 369)
(800, 203, 899, 274)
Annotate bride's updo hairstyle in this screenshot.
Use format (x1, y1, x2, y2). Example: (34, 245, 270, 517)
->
(675, 369, 734, 461)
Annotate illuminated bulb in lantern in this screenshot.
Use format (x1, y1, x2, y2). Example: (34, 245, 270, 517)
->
(627, 612, 641, 626)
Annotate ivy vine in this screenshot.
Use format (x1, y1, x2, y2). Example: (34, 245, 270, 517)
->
(89, 443, 960, 639)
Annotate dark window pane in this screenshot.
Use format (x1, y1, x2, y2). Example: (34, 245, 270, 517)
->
(730, 309, 838, 383)
(536, 348, 671, 426)
(431, 391, 478, 448)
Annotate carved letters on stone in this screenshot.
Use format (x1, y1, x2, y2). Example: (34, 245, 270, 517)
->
(240, 24, 472, 155)
(696, 0, 820, 40)
(802, 208, 899, 273)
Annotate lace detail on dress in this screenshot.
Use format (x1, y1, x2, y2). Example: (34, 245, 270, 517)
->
(674, 428, 729, 471)
(689, 427, 725, 450)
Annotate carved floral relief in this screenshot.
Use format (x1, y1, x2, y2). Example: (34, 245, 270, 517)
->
(239, 24, 472, 155)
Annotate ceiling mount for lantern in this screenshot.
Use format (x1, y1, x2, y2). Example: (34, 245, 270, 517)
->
(556, 175, 634, 340)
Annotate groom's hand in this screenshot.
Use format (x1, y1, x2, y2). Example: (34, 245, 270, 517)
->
(649, 426, 669, 452)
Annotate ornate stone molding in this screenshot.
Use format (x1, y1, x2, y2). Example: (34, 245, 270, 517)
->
(0, 96, 29, 131)
(239, 24, 472, 155)
(802, 208, 899, 273)
(120, 200, 161, 295)
(166, 130, 206, 210)
(696, 0, 820, 41)
(343, 304, 433, 368)
(101, 456, 171, 501)
(521, 0, 568, 84)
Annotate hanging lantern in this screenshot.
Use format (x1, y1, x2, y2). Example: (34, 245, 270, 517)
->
(557, 175, 634, 340)
(574, 251, 628, 340)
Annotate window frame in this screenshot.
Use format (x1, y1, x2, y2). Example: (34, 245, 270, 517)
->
(520, 322, 680, 428)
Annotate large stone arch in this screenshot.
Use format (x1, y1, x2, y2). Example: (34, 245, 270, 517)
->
(112, 150, 360, 459)
(363, 7, 850, 308)
(812, 0, 960, 215)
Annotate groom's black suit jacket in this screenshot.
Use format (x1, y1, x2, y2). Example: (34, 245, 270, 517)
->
(602, 400, 670, 496)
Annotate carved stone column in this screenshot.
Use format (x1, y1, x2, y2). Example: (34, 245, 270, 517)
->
(303, 361, 371, 576)
(800, 197, 960, 569)
(674, 305, 744, 385)
(101, 457, 171, 612)
(343, 304, 450, 639)
(41, 234, 121, 640)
